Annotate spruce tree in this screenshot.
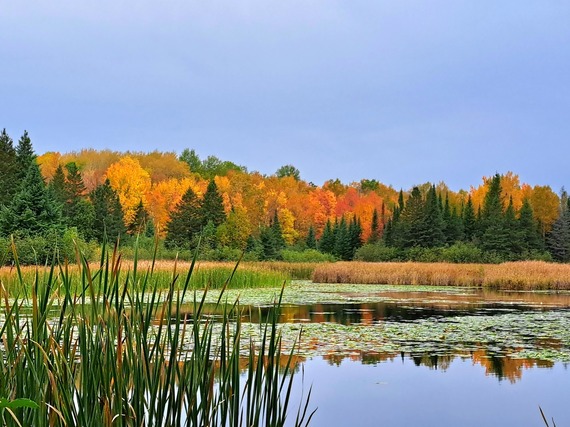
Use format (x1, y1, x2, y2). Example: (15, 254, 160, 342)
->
(368, 208, 379, 244)
(333, 217, 352, 260)
(165, 187, 203, 249)
(419, 185, 444, 247)
(349, 216, 363, 257)
(0, 128, 18, 206)
(90, 179, 126, 243)
(518, 198, 542, 253)
(201, 179, 226, 227)
(503, 197, 520, 257)
(270, 210, 286, 251)
(480, 174, 509, 254)
(128, 200, 150, 236)
(63, 162, 94, 238)
(49, 165, 67, 206)
(0, 161, 63, 238)
(400, 187, 424, 248)
(547, 191, 570, 262)
(319, 219, 335, 254)
(306, 226, 317, 249)
(462, 196, 477, 242)
(15, 130, 35, 181)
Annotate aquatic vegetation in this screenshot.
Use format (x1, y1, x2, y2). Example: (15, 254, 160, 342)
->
(313, 261, 570, 289)
(0, 244, 314, 427)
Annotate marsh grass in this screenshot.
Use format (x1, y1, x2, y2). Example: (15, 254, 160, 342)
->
(0, 240, 315, 426)
(0, 260, 289, 298)
(313, 261, 570, 290)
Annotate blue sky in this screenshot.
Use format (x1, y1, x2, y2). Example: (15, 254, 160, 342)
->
(1, 1, 569, 191)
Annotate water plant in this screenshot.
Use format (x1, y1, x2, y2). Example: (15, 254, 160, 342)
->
(0, 240, 315, 426)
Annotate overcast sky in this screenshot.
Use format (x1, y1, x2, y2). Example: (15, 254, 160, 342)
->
(1, 1, 569, 191)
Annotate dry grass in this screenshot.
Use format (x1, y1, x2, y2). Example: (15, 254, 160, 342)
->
(312, 261, 570, 290)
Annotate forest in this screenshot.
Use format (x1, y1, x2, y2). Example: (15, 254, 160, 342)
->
(1, 128, 569, 265)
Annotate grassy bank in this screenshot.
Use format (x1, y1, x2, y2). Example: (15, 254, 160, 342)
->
(0, 247, 314, 426)
(0, 259, 291, 297)
(312, 261, 570, 290)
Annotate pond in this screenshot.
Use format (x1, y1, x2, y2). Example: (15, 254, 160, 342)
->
(186, 282, 570, 426)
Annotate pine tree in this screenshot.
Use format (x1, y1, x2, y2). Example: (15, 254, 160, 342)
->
(503, 197, 520, 257)
(270, 210, 286, 251)
(306, 226, 317, 249)
(547, 191, 570, 262)
(480, 174, 509, 254)
(0, 161, 63, 238)
(319, 219, 335, 254)
(201, 179, 226, 227)
(90, 179, 126, 243)
(128, 200, 150, 236)
(349, 216, 363, 258)
(333, 217, 352, 260)
(165, 187, 203, 249)
(62, 162, 94, 238)
(260, 226, 280, 260)
(400, 187, 424, 248)
(518, 198, 542, 253)
(462, 196, 477, 242)
(0, 128, 18, 206)
(49, 165, 67, 206)
(419, 185, 444, 247)
(15, 130, 35, 181)
(368, 208, 379, 244)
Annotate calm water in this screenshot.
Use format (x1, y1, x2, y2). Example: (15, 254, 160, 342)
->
(293, 356, 569, 427)
(182, 285, 570, 425)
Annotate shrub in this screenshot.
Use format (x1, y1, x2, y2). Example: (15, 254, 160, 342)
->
(280, 249, 335, 263)
(354, 244, 402, 262)
(440, 242, 484, 263)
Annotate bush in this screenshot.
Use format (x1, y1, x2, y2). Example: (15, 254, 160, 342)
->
(280, 249, 335, 263)
(354, 244, 402, 262)
(440, 242, 484, 263)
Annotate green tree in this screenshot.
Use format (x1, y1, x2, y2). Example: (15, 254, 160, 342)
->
(399, 187, 424, 248)
(462, 196, 477, 242)
(0, 161, 63, 238)
(306, 226, 317, 250)
(419, 185, 444, 247)
(63, 162, 94, 238)
(518, 198, 542, 252)
(270, 210, 286, 252)
(0, 129, 18, 206)
(547, 190, 570, 262)
(201, 180, 226, 227)
(128, 200, 150, 236)
(49, 165, 66, 206)
(90, 179, 126, 243)
(15, 130, 35, 181)
(333, 217, 352, 260)
(319, 219, 335, 254)
(275, 164, 301, 181)
(368, 208, 380, 244)
(480, 174, 509, 254)
(165, 187, 203, 249)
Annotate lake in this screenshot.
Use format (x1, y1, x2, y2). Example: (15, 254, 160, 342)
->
(190, 282, 570, 426)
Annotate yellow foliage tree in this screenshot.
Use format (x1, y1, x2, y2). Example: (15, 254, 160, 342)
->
(106, 156, 152, 227)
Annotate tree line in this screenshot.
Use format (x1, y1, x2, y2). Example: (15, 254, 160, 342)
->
(1, 128, 569, 264)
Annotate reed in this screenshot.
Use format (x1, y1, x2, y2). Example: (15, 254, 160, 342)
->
(0, 260, 288, 298)
(312, 261, 570, 290)
(0, 242, 314, 426)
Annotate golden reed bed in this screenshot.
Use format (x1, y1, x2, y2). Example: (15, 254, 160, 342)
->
(312, 261, 570, 290)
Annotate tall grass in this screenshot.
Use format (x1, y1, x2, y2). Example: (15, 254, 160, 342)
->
(0, 260, 289, 298)
(0, 241, 315, 426)
(312, 261, 570, 290)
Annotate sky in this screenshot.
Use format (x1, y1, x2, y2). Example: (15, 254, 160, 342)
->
(1, 1, 569, 191)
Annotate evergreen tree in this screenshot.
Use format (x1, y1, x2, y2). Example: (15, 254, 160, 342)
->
(348, 216, 363, 257)
(518, 198, 542, 252)
(306, 226, 317, 249)
(0, 161, 63, 238)
(260, 226, 280, 260)
(319, 219, 335, 254)
(90, 179, 126, 243)
(49, 165, 67, 206)
(547, 191, 570, 262)
(201, 180, 226, 227)
(462, 196, 477, 242)
(0, 128, 18, 206)
(400, 187, 424, 248)
(165, 187, 203, 249)
(480, 174, 509, 254)
(270, 210, 286, 252)
(128, 200, 150, 236)
(15, 130, 35, 181)
(383, 219, 394, 247)
(333, 217, 352, 260)
(63, 162, 94, 238)
(503, 197, 520, 257)
(419, 185, 444, 247)
(368, 208, 379, 244)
